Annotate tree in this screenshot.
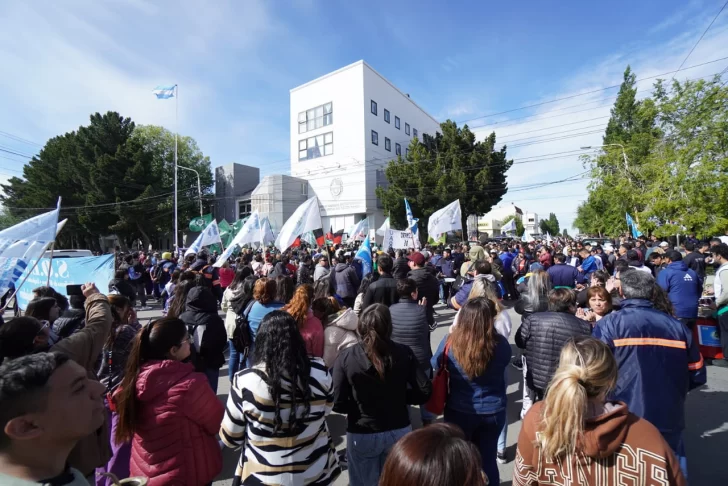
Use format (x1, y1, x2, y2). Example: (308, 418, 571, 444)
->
(547, 213, 560, 235)
(0, 209, 21, 231)
(501, 214, 524, 237)
(376, 121, 512, 241)
(562, 228, 569, 237)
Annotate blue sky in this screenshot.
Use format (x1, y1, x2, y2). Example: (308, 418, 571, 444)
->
(1, 0, 727, 233)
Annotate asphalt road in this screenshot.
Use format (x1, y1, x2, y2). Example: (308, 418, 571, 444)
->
(127, 300, 728, 485)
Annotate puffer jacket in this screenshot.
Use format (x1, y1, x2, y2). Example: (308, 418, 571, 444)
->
(389, 298, 431, 371)
(408, 267, 440, 325)
(221, 286, 248, 339)
(392, 256, 410, 280)
(52, 308, 86, 339)
(330, 263, 360, 299)
(515, 311, 591, 392)
(179, 287, 228, 370)
(361, 274, 399, 310)
(51, 293, 112, 476)
(323, 308, 358, 368)
(130, 359, 224, 486)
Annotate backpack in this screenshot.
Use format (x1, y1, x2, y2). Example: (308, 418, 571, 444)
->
(232, 300, 256, 356)
(151, 264, 164, 282)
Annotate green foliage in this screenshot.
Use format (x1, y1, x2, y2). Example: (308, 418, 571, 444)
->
(376, 121, 512, 241)
(0, 114, 213, 249)
(501, 214, 524, 236)
(539, 213, 560, 236)
(0, 210, 21, 231)
(562, 228, 569, 237)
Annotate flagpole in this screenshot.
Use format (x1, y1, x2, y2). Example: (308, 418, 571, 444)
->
(174, 84, 179, 251)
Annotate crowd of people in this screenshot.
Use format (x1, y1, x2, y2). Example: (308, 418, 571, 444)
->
(0, 231, 726, 485)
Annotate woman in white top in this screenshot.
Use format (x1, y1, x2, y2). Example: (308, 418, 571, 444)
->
(449, 278, 512, 463)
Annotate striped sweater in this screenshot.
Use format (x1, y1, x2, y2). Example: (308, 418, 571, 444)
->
(220, 358, 341, 485)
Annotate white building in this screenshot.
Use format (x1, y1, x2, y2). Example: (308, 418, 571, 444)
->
(478, 203, 540, 236)
(288, 60, 440, 235)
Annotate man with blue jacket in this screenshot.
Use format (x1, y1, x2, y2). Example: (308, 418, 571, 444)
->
(593, 268, 706, 479)
(657, 251, 700, 330)
(546, 253, 579, 288)
(499, 246, 517, 300)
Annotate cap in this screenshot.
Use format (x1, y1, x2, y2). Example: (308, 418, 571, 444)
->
(659, 241, 669, 248)
(161, 252, 172, 260)
(408, 252, 426, 266)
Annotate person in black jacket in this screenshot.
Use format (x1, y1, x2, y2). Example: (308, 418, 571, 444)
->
(108, 269, 138, 305)
(392, 250, 410, 280)
(515, 288, 591, 402)
(389, 278, 434, 426)
(407, 252, 440, 331)
(333, 304, 432, 486)
(546, 253, 579, 288)
(178, 286, 227, 393)
(52, 294, 86, 339)
(362, 253, 399, 311)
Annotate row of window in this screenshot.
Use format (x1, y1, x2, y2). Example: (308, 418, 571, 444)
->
(298, 131, 333, 161)
(298, 102, 333, 134)
(371, 130, 408, 156)
(370, 100, 419, 138)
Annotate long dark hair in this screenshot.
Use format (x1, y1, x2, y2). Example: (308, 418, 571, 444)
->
(253, 311, 312, 433)
(114, 317, 188, 443)
(358, 272, 378, 295)
(25, 298, 57, 322)
(0, 317, 45, 363)
(275, 276, 295, 304)
(313, 278, 335, 300)
(166, 279, 195, 318)
(357, 304, 393, 379)
(229, 266, 253, 291)
(106, 294, 131, 349)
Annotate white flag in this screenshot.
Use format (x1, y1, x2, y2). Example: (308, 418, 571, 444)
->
(214, 211, 261, 267)
(427, 200, 462, 239)
(376, 217, 390, 236)
(275, 196, 322, 252)
(260, 217, 276, 246)
(522, 231, 535, 243)
(348, 217, 369, 242)
(185, 220, 222, 257)
(0, 201, 60, 295)
(501, 218, 516, 233)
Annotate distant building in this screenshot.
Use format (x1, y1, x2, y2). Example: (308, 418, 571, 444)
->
(251, 174, 309, 233)
(214, 163, 260, 222)
(478, 203, 540, 236)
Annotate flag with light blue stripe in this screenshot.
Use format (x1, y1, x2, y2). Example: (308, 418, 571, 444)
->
(355, 236, 373, 276)
(153, 85, 176, 99)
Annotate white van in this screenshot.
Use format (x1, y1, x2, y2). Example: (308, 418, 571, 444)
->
(42, 249, 94, 259)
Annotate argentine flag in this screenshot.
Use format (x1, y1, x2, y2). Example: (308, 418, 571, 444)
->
(185, 220, 222, 257)
(153, 85, 176, 99)
(355, 236, 373, 276)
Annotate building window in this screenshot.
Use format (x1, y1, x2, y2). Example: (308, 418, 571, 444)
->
(395, 143, 401, 155)
(298, 131, 333, 161)
(384, 109, 390, 123)
(298, 102, 332, 134)
(406, 148, 410, 157)
(413, 128, 418, 138)
(301, 183, 308, 196)
(395, 116, 400, 129)
(385, 137, 391, 152)
(371, 130, 379, 145)
(371, 100, 377, 115)
(405, 123, 410, 135)
(238, 199, 252, 219)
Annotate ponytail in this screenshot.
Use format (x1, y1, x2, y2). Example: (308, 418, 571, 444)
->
(538, 337, 617, 459)
(357, 304, 393, 379)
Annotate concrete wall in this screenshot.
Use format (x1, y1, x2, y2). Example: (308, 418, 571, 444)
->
(251, 174, 309, 232)
(214, 163, 260, 222)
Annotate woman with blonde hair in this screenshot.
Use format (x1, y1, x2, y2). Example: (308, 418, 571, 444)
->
(431, 297, 511, 485)
(514, 336, 685, 486)
(282, 284, 324, 358)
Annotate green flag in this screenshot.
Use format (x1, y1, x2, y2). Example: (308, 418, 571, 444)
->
(189, 213, 213, 232)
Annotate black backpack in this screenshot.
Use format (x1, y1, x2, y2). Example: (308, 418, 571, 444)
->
(232, 300, 255, 356)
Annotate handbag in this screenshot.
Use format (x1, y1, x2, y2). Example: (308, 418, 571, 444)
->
(425, 340, 451, 415)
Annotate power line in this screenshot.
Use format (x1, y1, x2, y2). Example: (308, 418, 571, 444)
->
(672, 1, 728, 78)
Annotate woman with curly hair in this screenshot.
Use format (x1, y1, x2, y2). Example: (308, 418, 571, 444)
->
(220, 311, 340, 485)
(282, 284, 324, 358)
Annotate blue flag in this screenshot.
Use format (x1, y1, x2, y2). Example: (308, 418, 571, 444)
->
(355, 236, 373, 276)
(625, 213, 643, 238)
(152, 85, 176, 99)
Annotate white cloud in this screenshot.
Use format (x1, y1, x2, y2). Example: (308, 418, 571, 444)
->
(469, 16, 728, 234)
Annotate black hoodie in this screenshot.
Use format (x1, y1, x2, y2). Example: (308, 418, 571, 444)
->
(179, 286, 227, 370)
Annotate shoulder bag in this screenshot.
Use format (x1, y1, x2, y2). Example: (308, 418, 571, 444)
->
(425, 340, 451, 415)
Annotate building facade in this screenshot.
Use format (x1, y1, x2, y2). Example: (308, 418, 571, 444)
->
(214, 163, 260, 223)
(478, 203, 540, 237)
(289, 60, 440, 236)
(251, 174, 309, 233)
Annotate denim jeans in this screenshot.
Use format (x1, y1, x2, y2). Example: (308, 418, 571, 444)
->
(347, 426, 411, 486)
(497, 368, 508, 453)
(444, 409, 506, 486)
(203, 367, 220, 394)
(228, 340, 244, 382)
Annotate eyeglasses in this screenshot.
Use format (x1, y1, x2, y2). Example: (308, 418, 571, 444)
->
(178, 337, 191, 346)
(35, 321, 49, 340)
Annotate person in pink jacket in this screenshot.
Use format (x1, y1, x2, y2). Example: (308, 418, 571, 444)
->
(112, 317, 224, 485)
(282, 284, 324, 358)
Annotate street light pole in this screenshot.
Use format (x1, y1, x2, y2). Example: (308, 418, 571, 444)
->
(177, 165, 203, 217)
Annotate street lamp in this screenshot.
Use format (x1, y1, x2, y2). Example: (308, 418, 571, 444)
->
(580, 144, 629, 172)
(177, 165, 203, 217)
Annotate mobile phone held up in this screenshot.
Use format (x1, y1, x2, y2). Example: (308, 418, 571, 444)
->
(66, 284, 84, 296)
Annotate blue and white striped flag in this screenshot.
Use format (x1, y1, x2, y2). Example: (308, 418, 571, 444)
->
(152, 85, 176, 99)
(355, 236, 373, 276)
(185, 220, 222, 257)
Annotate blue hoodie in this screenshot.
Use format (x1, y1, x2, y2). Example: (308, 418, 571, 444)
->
(656, 261, 700, 319)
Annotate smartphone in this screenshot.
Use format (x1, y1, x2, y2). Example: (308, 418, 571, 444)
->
(66, 284, 84, 296)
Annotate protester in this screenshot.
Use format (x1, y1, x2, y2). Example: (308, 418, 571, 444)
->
(274, 275, 295, 305)
(514, 269, 551, 317)
(514, 336, 685, 486)
(546, 252, 579, 288)
(114, 317, 223, 485)
(94, 295, 140, 486)
(710, 243, 728, 367)
(218, 261, 235, 292)
(0, 283, 112, 478)
(52, 294, 87, 339)
(314, 255, 331, 282)
(312, 297, 357, 368)
(361, 253, 398, 310)
(0, 353, 107, 486)
(379, 423, 486, 486)
(576, 286, 613, 324)
(178, 286, 228, 393)
(221, 270, 256, 380)
(333, 304, 431, 486)
(247, 278, 284, 366)
(25, 297, 61, 345)
(389, 278, 434, 425)
(330, 254, 360, 308)
(593, 269, 706, 477)
(515, 288, 592, 402)
(282, 284, 324, 358)
(353, 273, 377, 316)
(408, 251, 440, 330)
(127, 253, 148, 309)
(436, 248, 458, 304)
(682, 241, 706, 282)
(392, 250, 410, 280)
(657, 251, 700, 330)
(431, 298, 510, 485)
(450, 260, 497, 310)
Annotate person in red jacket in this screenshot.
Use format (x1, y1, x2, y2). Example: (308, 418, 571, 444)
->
(113, 317, 224, 485)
